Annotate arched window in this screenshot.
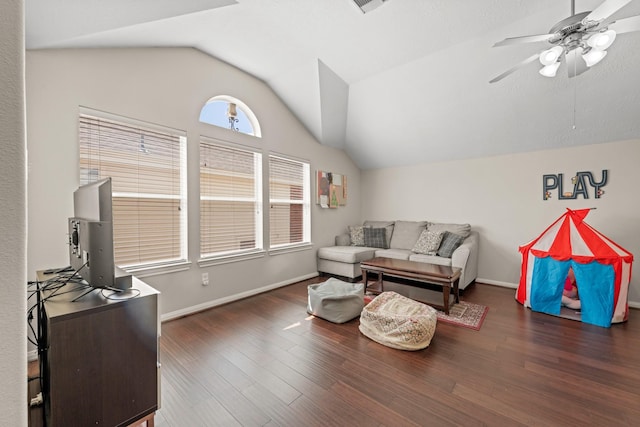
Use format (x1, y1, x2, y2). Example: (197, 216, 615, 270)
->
(199, 95, 261, 137)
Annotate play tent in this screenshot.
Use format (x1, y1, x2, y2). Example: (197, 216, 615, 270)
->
(516, 208, 633, 327)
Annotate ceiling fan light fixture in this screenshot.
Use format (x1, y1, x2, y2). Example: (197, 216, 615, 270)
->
(539, 61, 561, 77)
(587, 29, 616, 50)
(539, 46, 564, 65)
(582, 48, 607, 66)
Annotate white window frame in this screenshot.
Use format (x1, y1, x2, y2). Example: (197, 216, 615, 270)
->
(199, 95, 262, 138)
(199, 137, 264, 263)
(78, 108, 188, 272)
(268, 154, 311, 251)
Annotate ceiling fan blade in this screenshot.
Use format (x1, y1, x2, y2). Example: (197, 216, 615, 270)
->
(609, 14, 640, 33)
(585, 0, 633, 23)
(489, 53, 540, 83)
(493, 34, 554, 47)
(566, 48, 589, 78)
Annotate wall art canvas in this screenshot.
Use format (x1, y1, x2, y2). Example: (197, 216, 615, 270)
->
(317, 170, 347, 208)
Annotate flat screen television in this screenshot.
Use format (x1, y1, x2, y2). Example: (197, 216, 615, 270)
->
(68, 177, 131, 289)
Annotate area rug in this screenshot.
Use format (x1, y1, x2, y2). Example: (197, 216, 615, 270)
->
(436, 301, 488, 331)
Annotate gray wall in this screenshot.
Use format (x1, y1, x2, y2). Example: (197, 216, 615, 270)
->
(26, 47, 361, 318)
(361, 139, 640, 305)
(0, 0, 28, 425)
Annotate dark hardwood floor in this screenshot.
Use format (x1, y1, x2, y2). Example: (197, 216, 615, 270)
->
(155, 278, 640, 426)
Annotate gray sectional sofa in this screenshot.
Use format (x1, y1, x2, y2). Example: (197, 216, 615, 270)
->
(317, 220, 479, 290)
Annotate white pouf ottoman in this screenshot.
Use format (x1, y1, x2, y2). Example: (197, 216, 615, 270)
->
(307, 278, 364, 323)
(359, 291, 437, 351)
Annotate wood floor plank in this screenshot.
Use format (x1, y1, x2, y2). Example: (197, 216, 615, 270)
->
(155, 278, 640, 426)
(329, 380, 422, 427)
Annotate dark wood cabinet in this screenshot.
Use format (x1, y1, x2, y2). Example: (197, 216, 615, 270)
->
(40, 277, 159, 427)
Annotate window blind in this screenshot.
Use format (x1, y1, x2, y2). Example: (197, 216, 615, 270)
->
(200, 140, 263, 258)
(268, 155, 310, 248)
(78, 113, 187, 267)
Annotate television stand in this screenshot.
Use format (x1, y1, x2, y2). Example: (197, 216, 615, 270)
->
(37, 271, 160, 427)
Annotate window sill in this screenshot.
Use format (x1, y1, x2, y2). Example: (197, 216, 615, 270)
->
(268, 242, 313, 256)
(122, 260, 192, 278)
(198, 250, 266, 267)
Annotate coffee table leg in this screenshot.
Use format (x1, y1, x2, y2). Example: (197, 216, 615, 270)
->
(454, 278, 460, 304)
(443, 285, 450, 315)
(363, 269, 368, 293)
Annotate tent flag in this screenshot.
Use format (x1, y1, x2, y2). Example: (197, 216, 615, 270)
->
(517, 208, 633, 327)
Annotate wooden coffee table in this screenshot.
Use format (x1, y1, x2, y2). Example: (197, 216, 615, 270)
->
(360, 257, 461, 315)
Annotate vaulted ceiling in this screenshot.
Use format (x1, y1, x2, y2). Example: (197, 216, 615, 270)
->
(26, 0, 640, 169)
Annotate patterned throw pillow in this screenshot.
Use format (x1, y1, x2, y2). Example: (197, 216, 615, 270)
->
(363, 227, 388, 248)
(412, 230, 443, 255)
(437, 231, 465, 258)
(349, 225, 366, 246)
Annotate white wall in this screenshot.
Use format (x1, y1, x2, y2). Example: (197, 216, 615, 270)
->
(362, 139, 640, 305)
(0, 0, 28, 425)
(26, 47, 361, 317)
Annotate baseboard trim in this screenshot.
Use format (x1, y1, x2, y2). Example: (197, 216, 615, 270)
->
(476, 278, 517, 289)
(161, 272, 319, 322)
(27, 349, 38, 362)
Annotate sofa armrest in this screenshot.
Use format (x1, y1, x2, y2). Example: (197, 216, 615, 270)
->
(335, 233, 351, 246)
(451, 231, 479, 289)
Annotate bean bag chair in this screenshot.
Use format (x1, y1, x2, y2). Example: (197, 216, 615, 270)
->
(359, 291, 437, 351)
(307, 278, 364, 323)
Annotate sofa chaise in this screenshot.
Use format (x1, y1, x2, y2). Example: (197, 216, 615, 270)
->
(317, 220, 478, 290)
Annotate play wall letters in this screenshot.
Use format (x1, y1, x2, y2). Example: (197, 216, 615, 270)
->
(543, 170, 608, 200)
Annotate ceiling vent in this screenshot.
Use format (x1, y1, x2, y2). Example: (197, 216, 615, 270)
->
(352, 0, 389, 14)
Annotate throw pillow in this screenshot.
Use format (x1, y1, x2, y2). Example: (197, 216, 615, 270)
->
(437, 231, 465, 258)
(389, 221, 428, 249)
(412, 230, 443, 255)
(363, 227, 388, 248)
(363, 220, 395, 248)
(348, 225, 366, 246)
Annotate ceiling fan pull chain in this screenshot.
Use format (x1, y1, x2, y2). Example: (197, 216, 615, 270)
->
(573, 75, 578, 130)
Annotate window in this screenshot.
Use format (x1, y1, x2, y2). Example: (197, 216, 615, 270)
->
(200, 139, 263, 258)
(199, 95, 262, 137)
(79, 111, 187, 268)
(268, 155, 310, 248)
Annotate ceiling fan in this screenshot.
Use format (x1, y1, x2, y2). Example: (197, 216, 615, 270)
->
(490, 0, 640, 83)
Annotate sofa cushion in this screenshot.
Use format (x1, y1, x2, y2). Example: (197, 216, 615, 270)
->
(335, 233, 351, 246)
(412, 230, 444, 255)
(363, 220, 394, 248)
(389, 221, 428, 250)
(374, 248, 412, 260)
(318, 246, 376, 263)
(427, 222, 471, 238)
(364, 227, 388, 248)
(437, 231, 466, 258)
(409, 253, 453, 267)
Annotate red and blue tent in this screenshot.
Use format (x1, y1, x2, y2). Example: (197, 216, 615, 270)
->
(516, 208, 633, 327)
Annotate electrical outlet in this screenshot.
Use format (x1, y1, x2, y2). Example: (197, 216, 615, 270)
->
(202, 272, 209, 286)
